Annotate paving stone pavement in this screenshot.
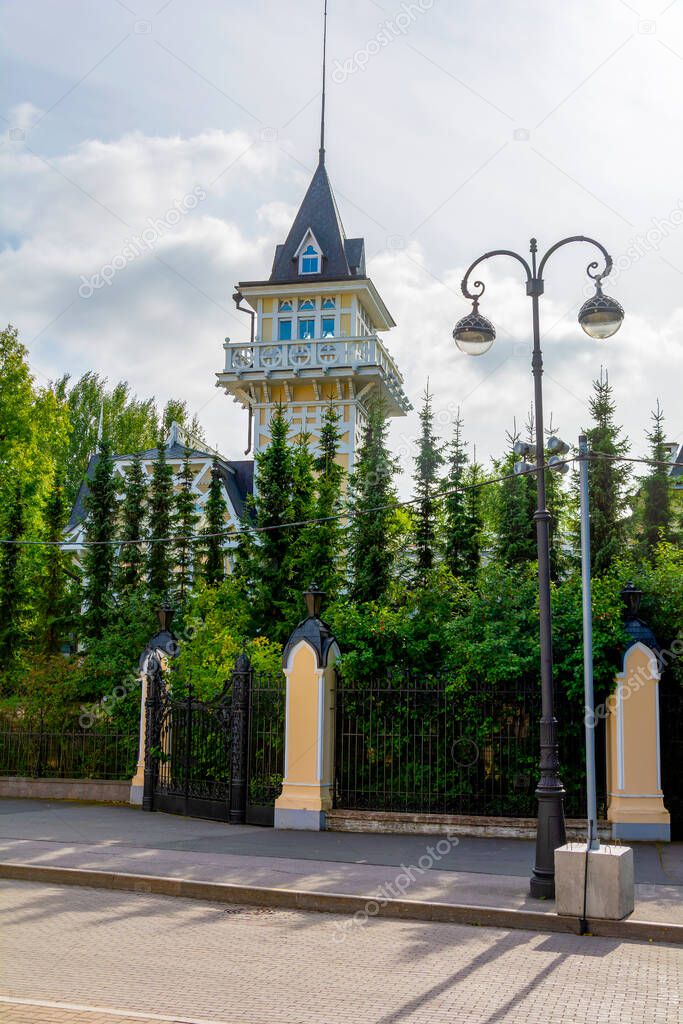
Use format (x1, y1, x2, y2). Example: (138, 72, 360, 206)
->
(0, 880, 681, 1024)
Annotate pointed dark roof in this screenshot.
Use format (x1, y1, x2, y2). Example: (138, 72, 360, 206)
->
(67, 448, 254, 532)
(268, 160, 365, 284)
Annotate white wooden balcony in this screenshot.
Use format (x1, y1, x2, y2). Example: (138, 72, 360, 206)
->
(218, 334, 411, 414)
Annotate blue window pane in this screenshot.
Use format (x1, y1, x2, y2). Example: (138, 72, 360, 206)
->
(302, 256, 319, 273)
(322, 297, 336, 309)
(298, 298, 315, 310)
(322, 318, 335, 337)
(278, 300, 293, 312)
(303, 244, 317, 255)
(298, 319, 315, 339)
(278, 319, 292, 341)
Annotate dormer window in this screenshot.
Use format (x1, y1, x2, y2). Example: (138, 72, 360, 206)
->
(300, 244, 320, 274)
(295, 230, 323, 276)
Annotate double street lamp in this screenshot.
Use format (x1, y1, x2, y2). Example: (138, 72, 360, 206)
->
(453, 237, 624, 898)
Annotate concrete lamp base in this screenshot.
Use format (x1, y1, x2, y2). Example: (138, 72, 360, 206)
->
(554, 843, 634, 921)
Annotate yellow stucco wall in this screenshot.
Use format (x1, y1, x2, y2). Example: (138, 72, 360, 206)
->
(274, 640, 337, 817)
(282, 644, 319, 786)
(606, 644, 670, 830)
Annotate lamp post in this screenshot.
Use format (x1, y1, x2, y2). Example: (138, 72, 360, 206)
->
(453, 236, 624, 898)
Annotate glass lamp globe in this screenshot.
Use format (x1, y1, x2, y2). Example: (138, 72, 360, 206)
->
(578, 284, 624, 340)
(453, 304, 496, 356)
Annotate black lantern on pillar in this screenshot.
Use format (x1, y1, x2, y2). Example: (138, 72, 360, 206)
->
(304, 583, 325, 619)
(621, 582, 643, 619)
(156, 601, 174, 633)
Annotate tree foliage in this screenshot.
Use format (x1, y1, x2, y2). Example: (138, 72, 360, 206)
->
(347, 399, 399, 603)
(201, 460, 228, 586)
(639, 401, 672, 554)
(306, 404, 345, 600)
(174, 456, 200, 603)
(442, 411, 481, 580)
(118, 453, 147, 595)
(146, 431, 175, 598)
(579, 370, 631, 574)
(83, 438, 118, 640)
(413, 384, 444, 581)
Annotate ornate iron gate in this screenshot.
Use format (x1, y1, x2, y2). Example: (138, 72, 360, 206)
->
(660, 674, 683, 840)
(143, 655, 284, 825)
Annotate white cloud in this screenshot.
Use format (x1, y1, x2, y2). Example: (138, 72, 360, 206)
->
(0, 127, 284, 453)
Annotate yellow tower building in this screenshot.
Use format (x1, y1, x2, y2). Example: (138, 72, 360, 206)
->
(216, 13, 410, 471)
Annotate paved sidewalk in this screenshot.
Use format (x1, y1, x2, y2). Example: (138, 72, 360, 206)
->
(0, 799, 681, 930)
(2, 880, 682, 1024)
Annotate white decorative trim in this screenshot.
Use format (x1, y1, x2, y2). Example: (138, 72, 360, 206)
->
(294, 228, 323, 260)
(654, 679, 662, 791)
(616, 683, 625, 791)
(618, 640, 660, 680)
(283, 667, 292, 777)
(317, 669, 325, 782)
(608, 792, 664, 798)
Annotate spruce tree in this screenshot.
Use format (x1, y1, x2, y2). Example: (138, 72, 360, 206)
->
(307, 404, 345, 600)
(0, 486, 27, 665)
(443, 411, 480, 580)
(494, 424, 536, 567)
(348, 398, 399, 603)
(288, 431, 316, 599)
(174, 455, 199, 603)
(83, 438, 118, 640)
(543, 417, 569, 581)
(462, 461, 484, 576)
(581, 369, 630, 574)
(202, 460, 228, 586)
(41, 478, 70, 652)
(118, 452, 147, 594)
(413, 384, 444, 580)
(641, 401, 671, 554)
(236, 406, 296, 639)
(146, 430, 175, 598)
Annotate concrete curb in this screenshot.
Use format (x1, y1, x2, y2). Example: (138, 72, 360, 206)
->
(1, 861, 681, 946)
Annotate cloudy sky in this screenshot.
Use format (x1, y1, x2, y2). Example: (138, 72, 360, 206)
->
(2, 0, 682, 493)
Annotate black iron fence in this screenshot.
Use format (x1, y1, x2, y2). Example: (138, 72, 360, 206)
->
(660, 675, 683, 840)
(335, 674, 604, 819)
(247, 671, 285, 825)
(0, 714, 137, 781)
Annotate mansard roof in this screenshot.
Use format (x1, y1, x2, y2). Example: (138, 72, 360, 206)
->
(267, 159, 366, 285)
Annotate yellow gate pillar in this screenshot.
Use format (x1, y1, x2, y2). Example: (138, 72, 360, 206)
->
(606, 585, 670, 841)
(275, 585, 339, 831)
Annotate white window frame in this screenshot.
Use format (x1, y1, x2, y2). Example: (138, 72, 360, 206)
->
(295, 229, 324, 276)
(273, 294, 339, 342)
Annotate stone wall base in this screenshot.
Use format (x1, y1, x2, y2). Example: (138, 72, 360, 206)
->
(327, 809, 611, 841)
(0, 777, 131, 804)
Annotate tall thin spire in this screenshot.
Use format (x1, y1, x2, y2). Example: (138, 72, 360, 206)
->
(319, 0, 328, 165)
